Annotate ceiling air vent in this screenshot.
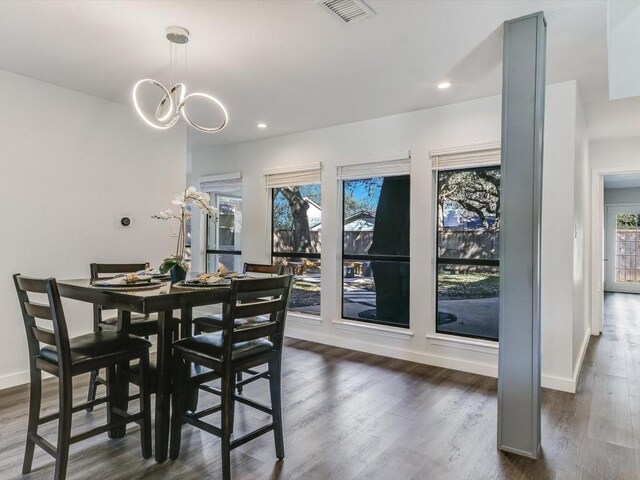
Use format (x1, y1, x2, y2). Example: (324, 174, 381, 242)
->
(318, 0, 376, 24)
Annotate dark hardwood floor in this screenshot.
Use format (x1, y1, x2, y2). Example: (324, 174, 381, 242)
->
(1, 293, 640, 479)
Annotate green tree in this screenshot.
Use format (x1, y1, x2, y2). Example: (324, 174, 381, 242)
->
(617, 213, 638, 229)
(438, 169, 500, 231)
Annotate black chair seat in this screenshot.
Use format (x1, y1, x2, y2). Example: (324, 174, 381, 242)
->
(99, 313, 182, 338)
(39, 331, 151, 366)
(173, 331, 273, 363)
(100, 312, 159, 326)
(193, 314, 270, 333)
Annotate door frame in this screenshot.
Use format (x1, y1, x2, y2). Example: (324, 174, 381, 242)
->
(590, 166, 640, 335)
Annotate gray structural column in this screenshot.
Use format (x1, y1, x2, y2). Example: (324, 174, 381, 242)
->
(497, 11, 546, 458)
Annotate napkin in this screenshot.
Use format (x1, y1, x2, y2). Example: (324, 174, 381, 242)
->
(137, 268, 162, 276)
(94, 274, 153, 286)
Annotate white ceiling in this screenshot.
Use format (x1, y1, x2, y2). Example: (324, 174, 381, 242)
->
(0, 0, 624, 151)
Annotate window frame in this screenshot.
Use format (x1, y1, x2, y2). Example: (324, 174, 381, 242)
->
(435, 164, 500, 342)
(269, 185, 322, 316)
(340, 175, 411, 329)
(205, 192, 243, 270)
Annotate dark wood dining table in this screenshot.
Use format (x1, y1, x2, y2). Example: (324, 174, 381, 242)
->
(57, 278, 231, 462)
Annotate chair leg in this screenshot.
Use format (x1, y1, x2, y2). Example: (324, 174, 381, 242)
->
(86, 369, 98, 412)
(105, 365, 119, 439)
(221, 370, 236, 480)
(170, 356, 188, 460)
(138, 352, 152, 459)
(236, 371, 243, 395)
(22, 368, 42, 474)
(269, 358, 285, 460)
(54, 374, 73, 480)
(186, 360, 199, 413)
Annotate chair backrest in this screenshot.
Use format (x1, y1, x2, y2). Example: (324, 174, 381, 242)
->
(243, 263, 285, 276)
(221, 275, 293, 353)
(90, 262, 150, 280)
(90, 262, 149, 322)
(13, 274, 72, 369)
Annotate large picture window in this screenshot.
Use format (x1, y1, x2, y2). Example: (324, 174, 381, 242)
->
(436, 166, 500, 341)
(271, 184, 321, 315)
(341, 174, 410, 327)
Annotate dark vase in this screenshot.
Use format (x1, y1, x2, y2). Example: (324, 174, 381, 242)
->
(170, 265, 187, 284)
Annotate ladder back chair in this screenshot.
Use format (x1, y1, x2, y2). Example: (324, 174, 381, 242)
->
(193, 262, 285, 334)
(170, 274, 293, 480)
(193, 263, 286, 395)
(14, 274, 152, 480)
(86, 262, 180, 411)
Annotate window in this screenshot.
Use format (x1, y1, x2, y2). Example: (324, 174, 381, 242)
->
(615, 213, 640, 283)
(340, 162, 410, 327)
(206, 194, 243, 273)
(201, 173, 243, 273)
(436, 166, 500, 341)
(271, 184, 321, 315)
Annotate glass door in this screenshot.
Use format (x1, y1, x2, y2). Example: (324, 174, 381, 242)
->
(206, 194, 243, 273)
(605, 205, 640, 293)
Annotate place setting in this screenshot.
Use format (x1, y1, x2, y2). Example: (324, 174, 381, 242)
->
(90, 271, 168, 291)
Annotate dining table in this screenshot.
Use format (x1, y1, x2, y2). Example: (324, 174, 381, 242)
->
(57, 278, 231, 462)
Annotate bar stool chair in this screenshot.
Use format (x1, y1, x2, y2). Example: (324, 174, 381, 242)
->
(193, 263, 285, 334)
(170, 275, 293, 480)
(86, 262, 180, 411)
(14, 274, 152, 480)
(193, 263, 285, 394)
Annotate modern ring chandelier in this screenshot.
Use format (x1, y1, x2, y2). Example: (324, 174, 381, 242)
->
(132, 26, 228, 133)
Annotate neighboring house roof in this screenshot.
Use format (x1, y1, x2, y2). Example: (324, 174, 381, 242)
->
(304, 197, 323, 230)
(443, 209, 496, 230)
(344, 218, 375, 232)
(301, 200, 376, 232)
(311, 210, 375, 232)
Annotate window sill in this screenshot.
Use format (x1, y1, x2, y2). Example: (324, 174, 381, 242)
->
(425, 333, 499, 355)
(332, 319, 414, 340)
(288, 312, 323, 326)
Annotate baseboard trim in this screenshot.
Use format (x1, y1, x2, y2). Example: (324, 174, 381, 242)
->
(571, 326, 592, 390)
(0, 370, 54, 391)
(286, 326, 498, 378)
(286, 326, 577, 392)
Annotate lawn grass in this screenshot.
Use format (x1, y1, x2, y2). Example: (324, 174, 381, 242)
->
(438, 272, 499, 299)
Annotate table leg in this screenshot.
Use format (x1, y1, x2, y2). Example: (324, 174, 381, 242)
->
(180, 306, 192, 340)
(154, 309, 174, 462)
(180, 306, 199, 413)
(109, 310, 131, 438)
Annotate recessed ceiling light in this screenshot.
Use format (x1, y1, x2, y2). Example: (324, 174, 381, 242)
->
(438, 82, 452, 89)
(257, 123, 267, 129)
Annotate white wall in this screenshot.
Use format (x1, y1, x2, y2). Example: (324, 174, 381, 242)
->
(591, 138, 640, 171)
(604, 187, 640, 204)
(0, 69, 187, 389)
(572, 87, 591, 380)
(190, 80, 585, 392)
(589, 138, 640, 332)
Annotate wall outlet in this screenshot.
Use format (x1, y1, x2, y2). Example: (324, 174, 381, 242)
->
(118, 216, 133, 227)
(170, 224, 179, 237)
